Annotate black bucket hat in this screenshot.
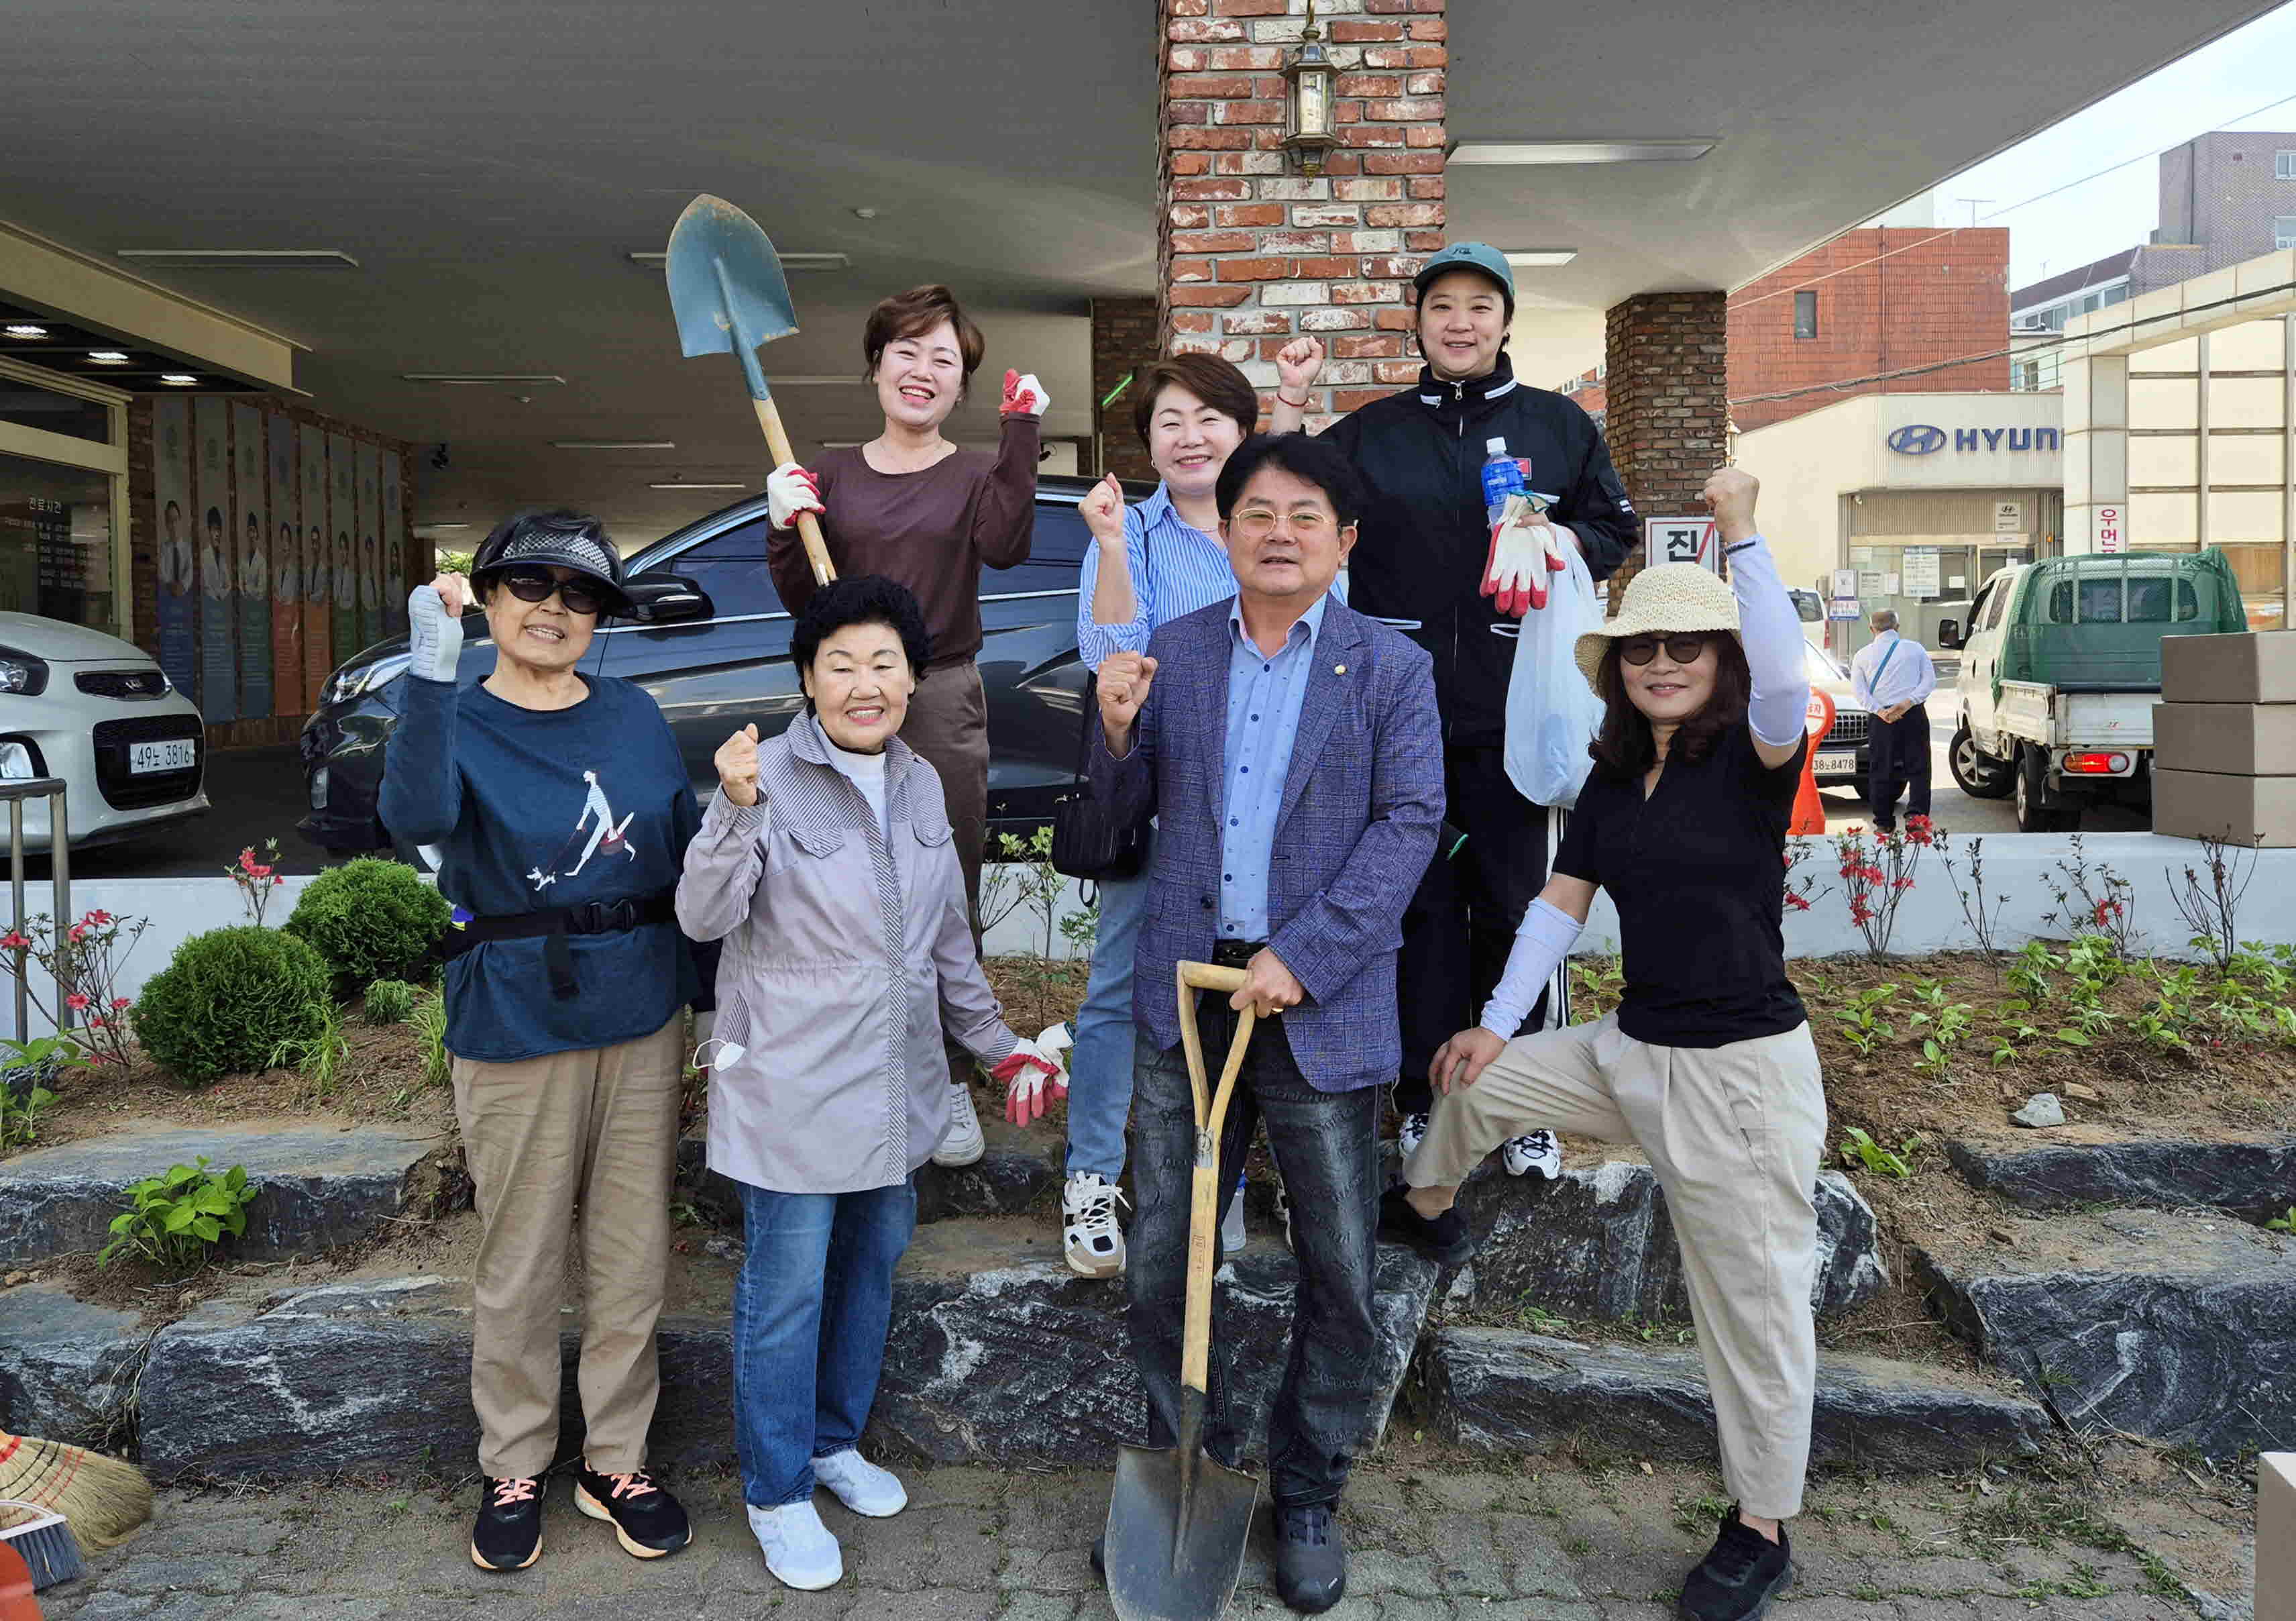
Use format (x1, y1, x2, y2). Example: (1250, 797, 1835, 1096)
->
(470, 508, 631, 615)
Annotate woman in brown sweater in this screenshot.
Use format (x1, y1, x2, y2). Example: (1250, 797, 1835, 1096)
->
(765, 282, 1046, 1166)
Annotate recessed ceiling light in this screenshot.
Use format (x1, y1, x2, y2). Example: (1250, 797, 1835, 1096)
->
(626, 250, 849, 272)
(1447, 140, 1715, 166)
(553, 440, 676, 450)
(773, 376, 868, 386)
(3, 323, 48, 339)
(649, 482, 749, 490)
(417, 521, 472, 531)
(115, 248, 362, 269)
(1502, 250, 1578, 267)
(87, 350, 129, 364)
(159, 373, 199, 385)
(402, 373, 567, 385)
(818, 441, 865, 450)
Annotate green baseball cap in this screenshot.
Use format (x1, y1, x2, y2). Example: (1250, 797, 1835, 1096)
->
(1412, 242, 1515, 314)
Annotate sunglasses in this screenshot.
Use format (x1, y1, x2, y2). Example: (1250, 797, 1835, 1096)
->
(1617, 633, 1714, 667)
(496, 567, 609, 617)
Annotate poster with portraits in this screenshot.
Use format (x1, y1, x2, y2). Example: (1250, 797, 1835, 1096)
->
(150, 397, 196, 699)
(380, 452, 407, 637)
(193, 397, 237, 723)
(231, 403, 272, 718)
(354, 442, 384, 649)
(267, 413, 300, 715)
(300, 423, 330, 711)
(328, 432, 358, 659)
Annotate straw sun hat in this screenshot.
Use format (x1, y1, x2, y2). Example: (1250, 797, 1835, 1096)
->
(1574, 563, 1741, 692)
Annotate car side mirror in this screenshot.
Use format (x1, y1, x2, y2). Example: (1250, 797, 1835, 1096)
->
(618, 574, 714, 626)
(1936, 618, 1962, 650)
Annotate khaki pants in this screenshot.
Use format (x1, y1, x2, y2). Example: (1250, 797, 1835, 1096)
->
(1407, 1014, 1826, 1520)
(451, 1014, 684, 1478)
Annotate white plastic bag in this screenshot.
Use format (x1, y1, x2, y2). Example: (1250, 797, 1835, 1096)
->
(1502, 543, 1603, 808)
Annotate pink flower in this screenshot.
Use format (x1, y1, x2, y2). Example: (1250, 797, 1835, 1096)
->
(67, 923, 88, 944)
(1784, 892, 1812, 912)
(0, 931, 26, 952)
(272, 876, 284, 888)
(87, 1016, 104, 1029)
(66, 992, 89, 1010)
(110, 996, 130, 1010)
(81, 908, 113, 926)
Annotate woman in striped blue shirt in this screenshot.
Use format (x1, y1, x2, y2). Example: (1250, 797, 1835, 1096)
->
(1055, 353, 1259, 1277)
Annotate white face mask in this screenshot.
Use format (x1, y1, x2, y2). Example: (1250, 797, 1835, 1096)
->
(692, 1036, 747, 1071)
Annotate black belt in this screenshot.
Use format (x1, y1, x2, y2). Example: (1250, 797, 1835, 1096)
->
(441, 890, 677, 999)
(1210, 939, 1267, 968)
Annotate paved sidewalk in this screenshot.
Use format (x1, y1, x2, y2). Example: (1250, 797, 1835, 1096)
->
(38, 1458, 2226, 1621)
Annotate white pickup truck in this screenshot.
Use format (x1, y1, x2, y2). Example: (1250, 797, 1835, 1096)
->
(1936, 553, 2248, 831)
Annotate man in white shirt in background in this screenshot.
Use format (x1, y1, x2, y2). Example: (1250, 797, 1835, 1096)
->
(1851, 609, 1937, 833)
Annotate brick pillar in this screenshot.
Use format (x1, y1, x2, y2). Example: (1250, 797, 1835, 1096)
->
(1602, 291, 1729, 598)
(1091, 297, 1160, 482)
(1159, 0, 1447, 428)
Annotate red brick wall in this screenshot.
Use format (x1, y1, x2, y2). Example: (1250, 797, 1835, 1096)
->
(1729, 227, 2010, 431)
(1091, 297, 1161, 482)
(1604, 292, 1727, 598)
(1159, 0, 1447, 426)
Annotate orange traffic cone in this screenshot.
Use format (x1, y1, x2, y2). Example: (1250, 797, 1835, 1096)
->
(1790, 689, 1835, 835)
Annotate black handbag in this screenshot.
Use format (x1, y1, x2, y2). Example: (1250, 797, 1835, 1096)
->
(1050, 671, 1146, 880)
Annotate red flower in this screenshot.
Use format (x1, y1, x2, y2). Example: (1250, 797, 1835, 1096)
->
(110, 996, 130, 1010)
(81, 908, 113, 926)
(1892, 876, 1916, 891)
(272, 876, 285, 888)
(0, 931, 26, 951)
(67, 923, 88, 944)
(87, 1016, 104, 1029)
(66, 992, 89, 1010)
(1784, 892, 1812, 912)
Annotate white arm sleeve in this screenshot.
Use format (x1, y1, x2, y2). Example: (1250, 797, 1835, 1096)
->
(1478, 897, 1586, 1039)
(407, 584, 463, 684)
(1728, 533, 1811, 747)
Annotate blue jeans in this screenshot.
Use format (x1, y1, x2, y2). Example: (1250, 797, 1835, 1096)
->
(732, 1178, 916, 1508)
(1127, 1000, 1384, 1508)
(1066, 831, 1154, 1179)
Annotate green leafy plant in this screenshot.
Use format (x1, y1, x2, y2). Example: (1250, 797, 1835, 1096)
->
(2006, 941, 2057, 1004)
(1570, 955, 1624, 1022)
(268, 999, 349, 1098)
(0, 1081, 60, 1151)
(1838, 1125, 1917, 1180)
(1832, 983, 1898, 1057)
(133, 926, 331, 1087)
(283, 857, 452, 994)
(977, 826, 1081, 1030)
(2265, 1207, 2295, 1233)
(363, 978, 421, 1025)
(410, 988, 451, 1088)
(97, 1157, 260, 1272)
(1904, 979, 1975, 1083)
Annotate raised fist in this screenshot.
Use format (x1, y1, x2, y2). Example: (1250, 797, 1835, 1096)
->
(1079, 474, 1126, 545)
(715, 723, 763, 807)
(1096, 650, 1158, 750)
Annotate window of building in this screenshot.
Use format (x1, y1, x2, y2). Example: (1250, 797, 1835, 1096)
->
(0, 360, 125, 638)
(2278, 150, 2296, 180)
(1793, 290, 1817, 340)
(2277, 215, 2296, 250)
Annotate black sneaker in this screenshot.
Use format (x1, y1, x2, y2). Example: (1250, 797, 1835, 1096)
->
(1678, 1506, 1793, 1621)
(1378, 1186, 1475, 1266)
(573, 1463, 692, 1559)
(1274, 1503, 1347, 1614)
(470, 1475, 543, 1571)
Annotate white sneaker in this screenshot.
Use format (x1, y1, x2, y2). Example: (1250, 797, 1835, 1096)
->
(812, 1448, 907, 1518)
(1398, 1110, 1429, 1158)
(1221, 1177, 1246, 1255)
(932, 1078, 985, 1167)
(1503, 1130, 1561, 1180)
(1062, 1172, 1128, 1278)
(747, 1500, 842, 1590)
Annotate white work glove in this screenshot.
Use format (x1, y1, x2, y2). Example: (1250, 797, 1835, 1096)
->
(994, 1023, 1072, 1126)
(408, 574, 469, 684)
(767, 462, 824, 533)
(1001, 369, 1049, 419)
(1480, 493, 1572, 617)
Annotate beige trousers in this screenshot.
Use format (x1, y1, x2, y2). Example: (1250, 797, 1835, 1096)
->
(1407, 1013, 1826, 1520)
(451, 1014, 684, 1478)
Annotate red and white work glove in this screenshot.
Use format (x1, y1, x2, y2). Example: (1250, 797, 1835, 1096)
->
(995, 1023, 1073, 1125)
(1001, 370, 1050, 419)
(1481, 490, 1574, 617)
(767, 462, 824, 533)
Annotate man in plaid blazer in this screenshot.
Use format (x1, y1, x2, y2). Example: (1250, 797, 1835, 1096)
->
(1090, 432, 1442, 1614)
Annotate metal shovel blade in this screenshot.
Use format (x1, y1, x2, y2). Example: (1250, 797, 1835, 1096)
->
(664, 194, 797, 365)
(1105, 1432, 1258, 1621)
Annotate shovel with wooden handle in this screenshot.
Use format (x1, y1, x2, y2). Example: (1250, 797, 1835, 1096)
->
(663, 193, 835, 586)
(1104, 960, 1261, 1621)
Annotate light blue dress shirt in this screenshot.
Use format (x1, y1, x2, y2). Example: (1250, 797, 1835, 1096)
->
(1075, 484, 1240, 671)
(1218, 593, 1331, 943)
(1851, 629, 1938, 713)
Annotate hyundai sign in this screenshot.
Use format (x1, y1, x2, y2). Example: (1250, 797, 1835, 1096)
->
(1887, 423, 2060, 455)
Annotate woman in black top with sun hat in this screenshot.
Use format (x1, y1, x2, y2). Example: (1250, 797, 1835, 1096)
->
(1384, 466, 1824, 1621)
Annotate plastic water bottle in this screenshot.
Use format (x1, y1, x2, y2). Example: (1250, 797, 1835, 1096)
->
(1481, 437, 1525, 525)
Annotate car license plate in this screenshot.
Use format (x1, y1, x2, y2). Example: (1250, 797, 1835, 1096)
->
(128, 739, 196, 775)
(1813, 751, 1857, 776)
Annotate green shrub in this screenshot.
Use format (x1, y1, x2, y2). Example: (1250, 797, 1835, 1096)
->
(134, 927, 330, 1087)
(284, 857, 451, 993)
(364, 978, 421, 1025)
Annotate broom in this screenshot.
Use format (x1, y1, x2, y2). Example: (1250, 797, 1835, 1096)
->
(0, 1429, 152, 1565)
